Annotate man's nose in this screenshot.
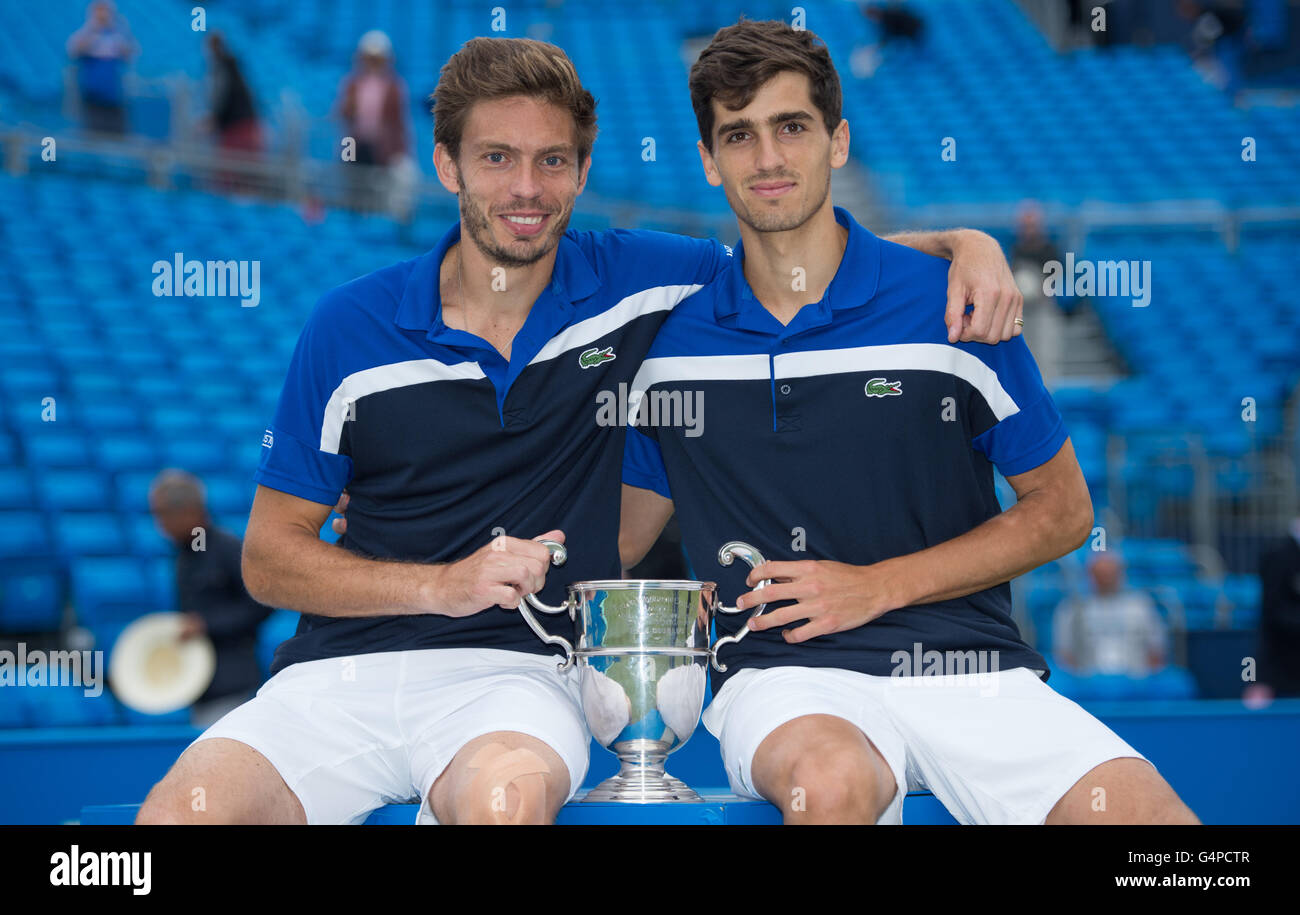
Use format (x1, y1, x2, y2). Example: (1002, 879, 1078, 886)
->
(509, 162, 544, 200)
(753, 132, 786, 174)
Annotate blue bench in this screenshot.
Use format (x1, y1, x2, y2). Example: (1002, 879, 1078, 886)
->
(15, 699, 1300, 824)
(80, 790, 956, 824)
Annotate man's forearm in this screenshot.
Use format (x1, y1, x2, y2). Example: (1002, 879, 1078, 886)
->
(242, 530, 441, 619)
(876, 489, 1090, 610)
(881, 228, 974, 260)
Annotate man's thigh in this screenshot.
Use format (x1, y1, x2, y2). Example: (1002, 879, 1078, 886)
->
(702, 666, 909, 824)
(165, 654, 413, 824)
(137, 737, 306, 825)
(405, 648, 591, 825)
(883, 666, 1160, 824)
(1046, 757, 1199, 824)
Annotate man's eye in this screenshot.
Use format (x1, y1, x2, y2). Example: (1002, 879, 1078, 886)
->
(486, 152, 506, 164)
(543, 156, 564, 167)
(726, 132, 748, 144)
(782, 122, 805, 134)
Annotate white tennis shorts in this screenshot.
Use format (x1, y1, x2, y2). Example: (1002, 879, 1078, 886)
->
(701, 665, 1149, 824)
(191, 647, 590, 824)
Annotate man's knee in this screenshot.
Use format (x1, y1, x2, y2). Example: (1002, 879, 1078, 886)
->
(135, 786, 196, 825)
(136, 738, 304, 825)
(754, 717, 896, 824)
(783, 743, 894, 823)
(444, 739, 569, 825)
(136, 767, 212, 825)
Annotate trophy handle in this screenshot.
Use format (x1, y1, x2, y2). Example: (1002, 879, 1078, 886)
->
(711, 541, 770, 672)
(519, 539, 576, 672)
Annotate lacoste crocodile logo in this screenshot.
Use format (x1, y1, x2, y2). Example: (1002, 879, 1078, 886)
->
(865, 377, 902, 397)
(579, 346, 616, 369)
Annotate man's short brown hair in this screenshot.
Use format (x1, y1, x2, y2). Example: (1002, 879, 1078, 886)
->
(432, 37, 598, 164)
(689, 19, 842, 152)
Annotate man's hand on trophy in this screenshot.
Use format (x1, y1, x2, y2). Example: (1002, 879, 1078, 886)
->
(424, 530, 566, 617)
(734, 559, 903, 643)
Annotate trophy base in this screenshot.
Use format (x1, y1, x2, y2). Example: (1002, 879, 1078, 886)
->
(583, 771, 702, 803)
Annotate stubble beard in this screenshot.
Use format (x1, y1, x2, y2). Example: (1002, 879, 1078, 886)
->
(732, 168, 831, 235)
(457, 175, 573, 268)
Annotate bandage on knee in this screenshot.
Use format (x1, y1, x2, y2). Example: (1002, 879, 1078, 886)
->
(465, 743, 553, 825)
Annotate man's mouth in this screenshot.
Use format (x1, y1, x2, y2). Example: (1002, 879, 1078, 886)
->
(498, 213, 550, 237)
(749, 181, 796, 198)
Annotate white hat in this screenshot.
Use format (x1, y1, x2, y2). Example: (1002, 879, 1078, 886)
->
(358, 29, 393, 60)
(109, 613, 216, 714)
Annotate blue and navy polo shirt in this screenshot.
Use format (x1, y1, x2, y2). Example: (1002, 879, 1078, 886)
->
(256, 222, 730, 675)
(622, 206, 1067, 690)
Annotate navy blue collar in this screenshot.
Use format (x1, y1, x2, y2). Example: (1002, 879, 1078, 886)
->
(715, 205, 882, 333)
(394, 220, 603, 341)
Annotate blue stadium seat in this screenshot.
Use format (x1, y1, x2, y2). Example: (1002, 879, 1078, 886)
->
(0, 565, 64, 632)
(0, 510, 52, 560)
(0, 469, 36, 511)
(96, 435, 159, 473)
(53, 513, 129, 558)
(70, 557, 155, 625)
(36, 469, 115, 513)
(23, 428, 92, 468)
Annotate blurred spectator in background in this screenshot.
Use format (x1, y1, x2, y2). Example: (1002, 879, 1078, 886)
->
(65, 0, 137, 135)
(851, 1, 925, 79)
(1010, 201, 1068, 385)
(1050, 552, 1197, 700)
(204, 33, 262, 194)
(336, 30, 416, 219)
(1253, 515, 1300, 699)
(1176, 0, 1248, 97)
(148, 469, 270, 728)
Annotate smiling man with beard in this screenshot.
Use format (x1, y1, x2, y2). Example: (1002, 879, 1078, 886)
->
(137, 35, 1023, 826)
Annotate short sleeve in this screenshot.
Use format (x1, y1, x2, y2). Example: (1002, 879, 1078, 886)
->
(968, 336, 1068, 477)
(253, 295, 355, 505)
(622, 425, 672, 500)
(587, 229, 733, 289)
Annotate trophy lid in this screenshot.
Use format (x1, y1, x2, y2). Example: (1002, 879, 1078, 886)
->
(568, 579, 716, 591)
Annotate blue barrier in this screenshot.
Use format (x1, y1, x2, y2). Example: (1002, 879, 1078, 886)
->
(5, 699, 1299, 824)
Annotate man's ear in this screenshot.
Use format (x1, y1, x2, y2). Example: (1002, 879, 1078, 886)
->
(697, 139, 722, 187)
(830, 118, 850, 170)
(575, 152, 592, 196)
(432, 143, 461, 195)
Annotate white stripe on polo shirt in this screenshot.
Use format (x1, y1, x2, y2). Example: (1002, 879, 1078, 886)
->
(529, 283, 705, 366)
(317, 284, 706, 453)
(627, 354, 770, 425)
(775, 343, 1021, 422)
(319, 358, 486, 454)
(627, 343, 1021, 426)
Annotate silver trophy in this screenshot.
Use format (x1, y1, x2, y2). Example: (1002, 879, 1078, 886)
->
(518, 540, 770, 802)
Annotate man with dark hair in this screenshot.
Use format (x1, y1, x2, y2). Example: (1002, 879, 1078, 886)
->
(139, 34, 1022, 826)
(621, 19, 1198, 825)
